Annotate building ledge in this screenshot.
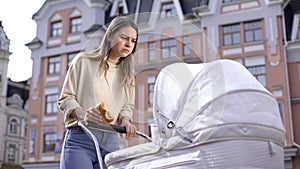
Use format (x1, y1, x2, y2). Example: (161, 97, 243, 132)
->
(25, 37, 42, 50)
(291, 97, 300, 103)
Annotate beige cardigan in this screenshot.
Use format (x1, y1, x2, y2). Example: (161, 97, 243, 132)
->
(57, 53, 134, 128)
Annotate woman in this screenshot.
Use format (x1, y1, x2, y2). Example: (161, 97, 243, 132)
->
(58, 16, 138, 169)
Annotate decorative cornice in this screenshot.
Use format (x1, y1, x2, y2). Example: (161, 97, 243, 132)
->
(25, 37, 43, 50)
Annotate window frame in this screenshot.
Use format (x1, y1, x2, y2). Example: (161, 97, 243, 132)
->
(148, 42, 156, 61)
(147, 75, 156, 107)
(45, 93, 58, 114)
(29, 128, 36, 154)
(246, 65, 266, 87)
(161, 38, 177, 59)
(159, 2, 177, 19)
(70, 17, 82, 34)
(9, 118, 18, 135)
(244, 20, 263, 43)
(47, 56, 60, 75)
(43, 132, 56, 152)
(7, 143, 17, 162)
(117, 1, 124, 15)
(50, 21, 62, 37)
(278, 101, 284, 124)
(223, 23, 241, 46)
(183, 36, 191, 57)
(222, 20, 263, 47)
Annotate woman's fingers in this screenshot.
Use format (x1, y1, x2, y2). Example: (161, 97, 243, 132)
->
(126, 123, 137, 137)
(85, 108, 104, 124)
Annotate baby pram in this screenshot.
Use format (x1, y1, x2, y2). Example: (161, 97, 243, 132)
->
(103, 59, 286, 169)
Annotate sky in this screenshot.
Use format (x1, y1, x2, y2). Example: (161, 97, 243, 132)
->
(0, 0, 46, 82)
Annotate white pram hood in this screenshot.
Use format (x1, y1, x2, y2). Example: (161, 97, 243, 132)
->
(105, 59, 286, 168)
(152, 59, 285, 149)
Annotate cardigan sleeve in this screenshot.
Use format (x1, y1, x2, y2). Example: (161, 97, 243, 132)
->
(57, 60, 85, 125)
(118, 84, 135, 124)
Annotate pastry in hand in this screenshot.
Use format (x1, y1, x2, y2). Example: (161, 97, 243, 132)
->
(97, 102, 114, 123)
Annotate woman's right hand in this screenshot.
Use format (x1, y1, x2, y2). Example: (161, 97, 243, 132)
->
(84, 107, 105, 124)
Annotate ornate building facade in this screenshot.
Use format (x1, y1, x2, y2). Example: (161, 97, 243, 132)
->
(0, 21, 30, 169)
(24, 0, 300, 168)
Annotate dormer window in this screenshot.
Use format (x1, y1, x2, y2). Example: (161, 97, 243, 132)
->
(110, 0, 128, 17)
(160, 2, 177, 19)
(70, 17, 82, 33)
(48, 13, 63, 46)
(117, 1, 124, 15)
(51, 21, 62, 37)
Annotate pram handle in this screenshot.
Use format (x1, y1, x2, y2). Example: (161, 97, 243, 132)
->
(83, 121, 127, 133)
(111, 124, 152, 141)
(110, 124, 127, 133)
(83, 121, 152, 141)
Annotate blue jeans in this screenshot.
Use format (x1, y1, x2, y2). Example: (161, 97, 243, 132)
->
(60, 126, 110, 169)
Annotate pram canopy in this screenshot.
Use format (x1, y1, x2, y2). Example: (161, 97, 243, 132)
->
(105, 59, 286, 169)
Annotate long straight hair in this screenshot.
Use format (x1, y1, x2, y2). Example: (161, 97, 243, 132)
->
(87, 16, 138, 96)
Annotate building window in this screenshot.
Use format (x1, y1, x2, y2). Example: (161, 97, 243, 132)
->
(117, 1, 124, 15)
(244, 20, 263, 43)
(148, 75, 156, 107)
(223, 23, 241, 46)
(297, 22, 300, 39)
(43, 133, 56, 152)
(29, 128, 36, 154)
(48, 56, 60, 74)
(223, 20, 263, 46)
(22, 144, 26, 161)
(247, 65, 266, 87)
(24, 121, 27, 137)
(67, 52, 78, 69)
(46, 94, 58, 114)
(160, 2, 177, 19)
(148, 42, 156, 61)
(223, 0, 242, 3)
(9, 118, 18, 135)
(70, 17, 82, 33)
(161, 38, 177, 59)
(7, 144, 16, 162)
(278, 101, 284, 124)
(110, 0, 128, 17)
(50, 21, 62, 37)
(183, 36, 190, 57)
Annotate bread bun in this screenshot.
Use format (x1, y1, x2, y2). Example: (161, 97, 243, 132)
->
(97, 102, 114, 123)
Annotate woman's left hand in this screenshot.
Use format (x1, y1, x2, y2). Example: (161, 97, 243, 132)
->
(121, 117, 137, 138)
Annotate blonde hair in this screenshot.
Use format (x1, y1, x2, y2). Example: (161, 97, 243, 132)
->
(87, 16, 138, 96)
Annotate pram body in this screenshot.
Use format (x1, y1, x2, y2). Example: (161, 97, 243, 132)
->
(105, 59, 286, 169)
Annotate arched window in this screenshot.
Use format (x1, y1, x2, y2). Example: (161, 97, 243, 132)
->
(9, 118, 18, 134)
